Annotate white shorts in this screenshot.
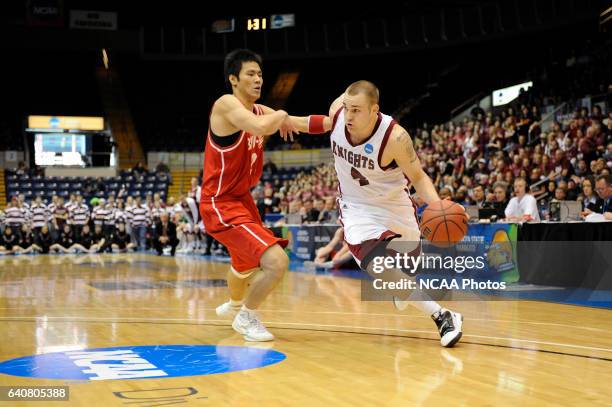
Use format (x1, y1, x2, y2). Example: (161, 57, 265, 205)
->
(339, 198, 421, 267)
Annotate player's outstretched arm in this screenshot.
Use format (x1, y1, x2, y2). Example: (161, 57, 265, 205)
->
(260, 94, 345, 140)
(216, 95, 288, 136)
(388, 125, 440, 205)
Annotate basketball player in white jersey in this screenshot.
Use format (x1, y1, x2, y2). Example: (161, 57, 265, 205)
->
(291, 81, 464, 347)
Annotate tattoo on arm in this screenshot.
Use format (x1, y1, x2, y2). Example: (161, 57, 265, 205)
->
(395, 130, 418, 163)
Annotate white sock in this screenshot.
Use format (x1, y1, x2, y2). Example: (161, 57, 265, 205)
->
(241, 305, 255, 315)
(230, 299, 243, 308)
(411, 300, 442, 317)
(406, 289, 442, 316)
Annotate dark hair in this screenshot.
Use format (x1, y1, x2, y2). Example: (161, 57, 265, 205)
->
(596, 174, 612, 186)
(224, 49, 262, 90)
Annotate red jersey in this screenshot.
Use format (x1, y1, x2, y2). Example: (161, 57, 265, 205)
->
(201, 104, 265, 201)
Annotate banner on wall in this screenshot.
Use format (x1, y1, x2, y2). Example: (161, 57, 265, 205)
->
(423, 223, 519, 283)
(282, 225, 340, 261)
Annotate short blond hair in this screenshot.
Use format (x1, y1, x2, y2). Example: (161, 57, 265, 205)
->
(346, 80, 379, 106)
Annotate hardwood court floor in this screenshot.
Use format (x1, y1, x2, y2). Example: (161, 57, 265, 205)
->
(0, 254, 611, 406)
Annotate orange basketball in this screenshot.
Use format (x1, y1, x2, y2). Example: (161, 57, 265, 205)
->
(420, 200, 468, 247)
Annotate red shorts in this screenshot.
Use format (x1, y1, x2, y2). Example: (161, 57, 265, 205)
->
(200, 194, 288, 272)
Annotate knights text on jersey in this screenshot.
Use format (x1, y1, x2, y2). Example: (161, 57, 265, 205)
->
(331, 110, 411, 205)
(201, 104, 265, 201)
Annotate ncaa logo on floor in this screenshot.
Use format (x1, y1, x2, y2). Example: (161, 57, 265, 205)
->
(0, 345, 286, 381)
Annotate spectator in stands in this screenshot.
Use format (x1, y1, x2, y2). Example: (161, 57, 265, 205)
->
(0, 226, 18, 255)
(70, 194, 90, 241)
(35, 226, 53, 254)
(111, 222, 136, 252)
(472, 185, 486, 208)
(583, 174, 612, 220)
(103, 196, 117, 237)
(317, 198, 338, 224)
(153, 193, 165, 208)
(30, 195, 47, 236)
(580, 177, 603, 213)
(302, 199, 319, 223)
(114, 200, 127, 225)
(132, 161, 147, 176)
(50, 224, 74, 254)
(155, 161, 170, 175)
(13, 224, 39, 254)
(71, 224, 94, 253)
(188, 178, 200, 201)
(15, 161, 27, 176)
(117, 183, 129, 199)
(65, 194, 76, 214)
(553, 184, 567, 201)
(263, 158, 278, 175)
(4, 197, 25, 237)
(154, 212, 178, 256)
(439, 187, 452, 200)
(91, 224, 109, 253)
(129, 196, 150, 250)
(257, 186, 280, 216)
(18, 193, 30, 211)
(565, 178, 579, 201)
(504, 177, 540, 222)
(491, 182, 509, 208)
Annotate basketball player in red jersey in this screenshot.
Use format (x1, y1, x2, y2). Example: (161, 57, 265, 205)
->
(201, 49, 307, 342)
(287, 81, 464, 347)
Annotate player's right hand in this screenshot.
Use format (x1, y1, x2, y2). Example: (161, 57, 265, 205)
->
(279, 115, 299, 142)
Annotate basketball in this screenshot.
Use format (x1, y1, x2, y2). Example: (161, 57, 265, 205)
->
(420, 200, 468, 247)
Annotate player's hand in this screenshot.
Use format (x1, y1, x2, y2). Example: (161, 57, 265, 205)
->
(279, 117, 299, 142)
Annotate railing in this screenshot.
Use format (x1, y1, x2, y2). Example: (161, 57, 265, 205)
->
(450, 92, 486, 120)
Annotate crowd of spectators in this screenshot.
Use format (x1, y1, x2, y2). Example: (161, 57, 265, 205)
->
(0, 174, 209, 256)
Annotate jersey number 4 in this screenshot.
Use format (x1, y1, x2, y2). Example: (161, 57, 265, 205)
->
(351, 167, 370, 186)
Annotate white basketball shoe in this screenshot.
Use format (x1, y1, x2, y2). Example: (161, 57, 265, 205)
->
(232, 308, 274, 342)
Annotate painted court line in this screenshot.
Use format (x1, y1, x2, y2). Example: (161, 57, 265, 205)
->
(1, 315, 611, 354)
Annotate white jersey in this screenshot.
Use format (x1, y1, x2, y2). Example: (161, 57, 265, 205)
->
(331, 110, 411, 205)
(331, 109, 419, 250)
